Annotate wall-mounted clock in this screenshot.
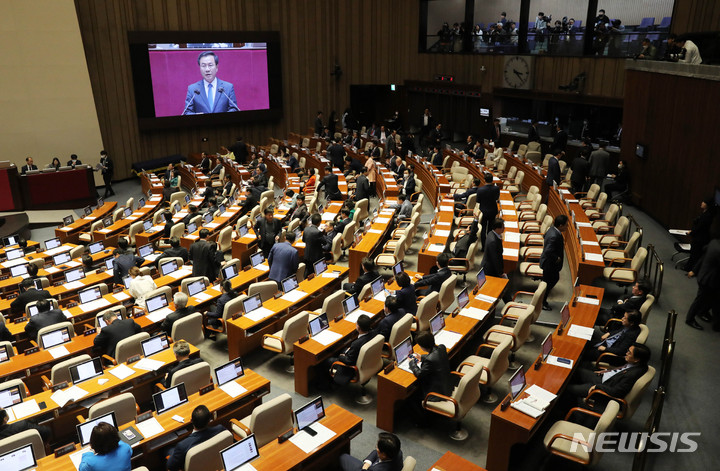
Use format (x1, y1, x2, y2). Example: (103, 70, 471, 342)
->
(503, 56, 534, 90)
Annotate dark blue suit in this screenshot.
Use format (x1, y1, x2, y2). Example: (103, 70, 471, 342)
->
(166, 425, 226, 471)
(183, 79, 238, 114)
(546, 156, 561, 187)
(395, 285, 417, 314)
(540, 226, 564, 300)
(476, 183, 500, 247)
(375, 309, 405, 341)
(268, 241, 299, 283)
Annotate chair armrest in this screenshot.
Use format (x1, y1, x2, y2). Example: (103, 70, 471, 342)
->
(40, 375, 52, 391)
(484, 328, 517, 349)
(525, 234, 544, 245)
(448, 258, 470, 271)
(450, 371, 465, 379)
(607, 267, 636, 281)
(422, 392, 458, 418)
(511, 290, 536, 301)
(102, 354, 117, 366)
(330, 361, 359, 382)
(155, 382, 167, 391)
(594, 352, 622, 368)
(229, 418, 252, 438)
(546, 433, 593, 465)
(262, 333, 285, 353)
(76, 415, 86, 424)
(585, 390, 628, 418)
(564, 406, 604, 421)
(603, 318, 623, 330)
(410, 191, 421, 202)
(522, 263, 540, 276)
(474, 342, 498, 357)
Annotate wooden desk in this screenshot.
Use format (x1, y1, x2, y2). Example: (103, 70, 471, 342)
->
(250, 404, 362, 471)
(417, 198, 454, 274)
(92, 195, 164, 247)
(55, 202, 118, 244)
(348, 203, 397, 282)
(226, 265, 349, 359)
(430, 451, 488, 471)
(375, 276, 509, 432)
(406, 156, 451, 205)
(498, 190, 521, 274)
(485, 285, 604, 471)
(21, 167, 96, 210)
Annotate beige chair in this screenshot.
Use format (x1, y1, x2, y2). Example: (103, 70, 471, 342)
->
(180, 276, 209, 295)
(527, 141, 541, 153)
(1, 379, 29, 399)
(602, 247, 647, 287)
(0, 340, 16, 360)
(184, 429, 233, 471)
(143, 286, 172, 306)
(592, 203, 621, 233)
(457, 337, 512, 403)
(172, 361, 212, 395)
(169, 191, 185, 208)
(438, 275, 458, 312)
(0, 429, 46, 459)
(341, 221, 358, 254)
(517, 144, 528, 157)
(602, 230, 640, 264)
(262, 311, 309, 372)
(484, 307, 533, 366)
(639, 294, 655, 324)
(36, 321, 75, 346)
(375, 235, 406, 271)
(423, 363, 482, 440)
(69, 244, 85, 259)
(383, 314, 414, 360)
(230, 393, 294, 447)
(171, 312, 204, 346)
(525, 150, 542, 165)
(448, 241, 479, 284)
(504, 171, 525, 194)
(83, 392, 139, 426)
(544, 400, 620, 466)
(321, 290, 346, 320)
(585, 366, 656, 420)
(499, 282, 547, 342)
(355, 198, 369, 222)
(217, 226, 233, 253)
(296, 262, 306, 283)
(41, 354, 91, 390)
(204, 295, 245, 337)
(127, 221, 143, 246)
(157, 222, 185, 249)
(412, 292, 439, 331)
(79, 219, 104, 242)
(585, 192, 608, 219)
(401, 456, 417, 471)
(331, 334, 384, 404)
(330, 233, 342, 263)
(248, 280, 278, 302)
(107, 332, 150, 365)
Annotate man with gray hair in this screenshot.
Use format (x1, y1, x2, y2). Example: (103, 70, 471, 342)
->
(162, 340, 202, 388)
(161, 292, 197, 336)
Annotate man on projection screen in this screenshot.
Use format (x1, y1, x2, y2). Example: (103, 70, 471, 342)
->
(183, 51, 239, 114)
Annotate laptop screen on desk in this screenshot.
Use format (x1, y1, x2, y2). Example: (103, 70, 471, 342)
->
(123, 207, 132, 218)
(63, 215, 74, 226)
(309, 313, 329, 337)
(393, 337, 413, 365)
(64, 268, 85, 283)
(342, 295, 359, 315)
(0, 345, 10, 364)
(242, 294, 262, 314)
(160, 260, 179, 276)
(40, 327, 71, 349)
(220, 434, 259, 471)
(103, 216, 113, 227)
(222, 264, 238, 280)
(457, 287, 469, 309)
(10, 264, 28, 278)
(53, 252, 72, 266)
(153, 383, 188, 415)
(392, 261, 403, 277)
(78, 286, 102, 304)
(44, 238, 61, 250)
(476, 268, 487, 290)
(138, 244, 153, 258)
(5, 248, 24, 261)
(250, 252, 264, 267)
(146, 293, 168, 313)
(0, 385, 23, 409)
(214, 357, 245, 386)
(313, 259, 327, 275)
(541, 332, 553, 361)
(186, 222, 197, 234)
(281, 275, 299, 294)
(76, 412, 116, 446)
(370, 277, 384, 296)
(143, 220, 153, 232)
(88, 241, 104, 255)
(429, 313, 445, 335)
(509, 367, 526, 400)
(238, 225, 248, 237)
(69, 357, 104, 385)
(138, 197, 145, 208)
(141, 334, 169, 357)
(0, 444, 36, 471)
(294, 397, 325, 431)
(560, 303, 570, 330)
(186, 279, 207, 297)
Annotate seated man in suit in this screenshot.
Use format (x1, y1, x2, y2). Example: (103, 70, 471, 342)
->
(0, 407, 51, 441)
(162, 340, 202, 388)
(67, 154, 82, 167)
(585, 310, 642, 365)
(24, 299, 66, 341)
(268, 231, 299, 285)
(326, 314, 374, 386)
(597, 279, 651, 325)
(568, 343, 651, 406)
(181, 205, 200, 227)
(156, 237, 189, 266)
(334, 209, 352, 237)
(391, 194, 413, 220)
(20, 156, 38, 174)
(414, 252, 452, 297)
(93, 310, 142, 358)
(375, 296, 405, 342)
(166, 405, 226, 471)
(343, 258, 380, 298)
(288, 193, 309, 221)
(10, 278, 51, 315)
(161, 293, 197, 337)
(183, 51, 239, 115)
(409, 331, 452, 426)
(340, 432, 404, 471)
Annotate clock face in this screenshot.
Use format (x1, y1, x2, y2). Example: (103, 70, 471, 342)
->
(503, 56, 531, 89)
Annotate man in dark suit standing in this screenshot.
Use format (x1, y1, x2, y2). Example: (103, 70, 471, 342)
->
(314, 111, 324, 136)
(157, 237, 189, 266)
(586, 310, 642, 364)
(166, 405, 225, 471)
(527, 121, 541, 143)
(189, 229, 216, 280)
(686, 229, 720, 330)
(551, 124, 568, 153)
(161, 340, 202, 388)
(570, 153, 590, 194)
(340, 432, 404, 471)
(268, 231, 299, 285)
(481, 218, 505, 278)
(476, 172, 500, 249)
(354, 168, 371, 202)
(343, 258, 380, 297)
(228, 137, 248, 164)
(317, 166, 343, 201)
(415, 253, 452, 296)
(255, 209, 283, 257)
(100, 150, 114, 197)
(540, 215, 568, 310)
(10, 278, 51, 315)
(112, 248, 145, 286)
(198, 152, 211, 174)
(24, 299, 66, 341)
(546, 149, 562, 194)
(588, 141, 610, 187)
(303, 213, 324, 276)
(93, 311, 142, 358)
(161, 293, 197, 336)
(490, 118, 502, 145)
(428, 124, 443, 150)
(327, 140, 346, 171)
(327, 315, 374, 386)
(20, 156, 38, 175)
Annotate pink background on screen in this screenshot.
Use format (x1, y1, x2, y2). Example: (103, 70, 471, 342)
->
(149, 49, 270, 117)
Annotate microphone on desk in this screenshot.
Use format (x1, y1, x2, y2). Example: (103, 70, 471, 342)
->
(217, 87, 241, 112)
(182, 89, 201, 115)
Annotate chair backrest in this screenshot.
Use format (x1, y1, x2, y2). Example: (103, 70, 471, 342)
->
(540, 215, 554, 234)
(517, 144, 527, 156)
(1, 379, 28, 399)
(514, 171, 525, 186)
(184, 429, 233, 471)
(279, 312, 309, 354)
(0, 429, 45, 459)
(529, 282, 548, 323)
(127, 221, 143, 245)
(586, 183, 600, 201)
(322, 290, 346, 320)
(525, 151, 542, 165)
(170, 361, 212, 395)
(296, 262, 306, 283)
(497, 157, 507, 173)
(534, 204, 547, 223)
(466, 241, 479, 271)
(623, 366, 655, 420)
(69, 244, 85, 259)
(415, 292, 439, 331)
(639, 294, 655, 324)
(169, 191, 185, 207)
(37, 321, 74, 346)
(527, 141, 541, 153)
(506, 166, 517, 180)
(181, 276, 210, 296)
(302, 137, 310, 148)
(358, 283, 372, 301)
(453, 363, 483, 419)
(511, 309, 534, 351)
(144, 286, 172, 306)
(438, 275, 458, 311)
(342, 221, 357, 248)
(588, 400, 621, 465)
(51, 354, 92, 386)
(217, 226, 233, 252)
(115, 332, 150, 364)
(248, 281, 278, 302)
(170, 222, 185, 239)
(355, 198, 369, 222)
(388, 314, 414, 354)
(624, 231, 641, 258)
(613, 216, 629, 238)
(0, 340, 15, 360)
(113, 207, 124, 222)
(88, 392, 137, 426)
(247, 393, 294, 447)
(484, 337, 512, 387)
(331, 233, 342, 262)
(26, 298, 59, 316)
(604, 203, 620, 224)
(636, 324, 650, 344)
(631, 247, 648, 271)
(172, 313, 204, 346)
(356, 335, 385, 385)
(222, 296, 245, 324)
(507, 140, 514, 152)
(594, 192, 608, 211)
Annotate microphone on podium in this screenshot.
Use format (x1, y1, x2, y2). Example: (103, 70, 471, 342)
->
(217, 87, 241, 112)
(182, 89, 201, 115)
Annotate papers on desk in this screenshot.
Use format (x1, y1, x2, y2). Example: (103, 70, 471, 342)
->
(47, 345, 70, 359)
(244, 306, 275, 322)
(167, 268, 192, 279)
(63, 280, 85, 290)
(312, 329, 342, 346)
(526, 384, 557, 404)
(373, 291, 388, 302)
(8, 399, 40, 420)
(321, 212, 335, 221)
(149, 196, 162, 202)
(511, 396, 550, 418)
(546, 355, 574, 369)
(434, 230, 450, 237)
(204, 222, 219, 229)
(69, 446, 91, 470)
(255, 263, 270, 272)
(501, 209, 516, 217)
(439, 205, 454, 212)
(504, 248, 519, 258)
(219, 380, 247, 398)
(504, 232, 520, 243)
(500, 200, 515, 207)
(567, 324, 594, 340)
(51, 386, 88, 408)
(577, 222, 592, 228)
(345, 309, 374, 324)
(669, 229, 690, 236)
(458, 306, 489, 321)
(66, 260, 82, 268)
(145, 253, 161, 262)
(63, 309, 73, 319)
(504, 220, 518, 229)
(1, 258, 28, 269)
(112, 291, 131, 302)
(295, 242, 306, 247)
(134, 358, 164, 371)
(147, 307, 173, 323)
(321, 271, 341, 278)
(79, 298, 111, 313)
(126, 216, 139, 221)
(58, 227, 72, 231)
(427, 244, 446, 253)
(367, 229, 383, 234)
(581, 240, 600, 247)
(221, 211, 234, 218)
(193, 291, 213, 302)
(45, 266, 60, 274)
(109, 363, 136, 380)
(434, 330, 463, 349)
(375, 217, 391, 224)
(576, 296, 600, 306)
(584, 253, 604, 262)
(186, 234, 199, 240)
(281, 290, 307, 303)
(150, 225, 165, 233)
(289, 422, 336, 454)
(475, 293, 497, 304)
(136, 417, 164, 439)
(45, 245, 72, 256)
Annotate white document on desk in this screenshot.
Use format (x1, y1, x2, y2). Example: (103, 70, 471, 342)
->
(581, 240, 600, 247)
(12, 399, 40, 420)
(112, 291, 131, 302)
(321, 272, 340, 278)
(427, 244, 446, 253)
(244, 307, 275, 322)
(567, 324, 594, 340)
(51, 389, 73, 408)
(525, 384, 557, 404)
(434, 330, 463, 349)
(69, 446, 91, 470)
(577, 222, 592, 228)
(500, 200, 515, 207)
(511, 399, 544, 418)
(576, 296, 600, 306)
(475, 293, 498, 304)
(79, 298, 111, 313)
(458, 306, 489, 321)
(65, 386, 89, 402)
(375, 217, 391, 224)
(220, 381, 247, 398)
(584, 253, 604, 262)
(147, 307, 173, 323)
(434, 230, 450, 237)
(193, 292, 213, 302)
(48, 345, 70, 359)
(546, 355, 574, 369)
(504, 221, 518, 228)
(669, 229, 690, 236)
(63, 281, 85, 290)
(281, 290, 307, 303)
(254, 263, 270, 272)
(504, 232, 520, 243)
(321, 212, 335, 221)
(168, 268, 192, 279)
(109, 363, 136, 380)
(344, 309, 374, 324)
(312, 330, 342, 346)
(289, 423, 336, 454)
(367, 229, 383, 234)
(134, 358, 164, 371)
(136, 417, 164, 439)
(45, 246, 72, 256)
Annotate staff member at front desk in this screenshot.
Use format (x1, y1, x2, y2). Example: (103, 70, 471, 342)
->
(21, 156, 38, 174)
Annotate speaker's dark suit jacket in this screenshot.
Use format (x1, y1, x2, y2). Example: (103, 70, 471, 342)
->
(93, 318, 142, 358)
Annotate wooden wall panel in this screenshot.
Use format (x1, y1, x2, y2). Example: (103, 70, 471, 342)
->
(672, 0, 720, 34)
(75, 0, 627, 180)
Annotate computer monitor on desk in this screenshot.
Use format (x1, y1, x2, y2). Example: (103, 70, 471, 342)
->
(0, 385, 23, 409)
(186, 278, 207, 297)
(509, 367, 527, 401)
(76, 412, 117, 446)
(558, 302, 571, 335)
(5, 248, 24, 261)
(78, 286, 102, 304)
(0, 444, 37, 471)
(146, 292, 169, 314)
(40, 326, 72, 349)
(10, 264, 28, 279)
(342, 295, 359, 317)
(160, 259, 179, 276)
(214, 357, 245, 386)
(64, 267, 85, 284)
(393, 336, 413, 368)
(44, 238, 61, 251)
(53, 251, 72, 266)
(222, 264, 238, 280)
(250, 252, 265, 268)
(308, 313, 329, 337)
(138, 243, 154, 258)
(153, 383, 189, 415)
(476, 268, 487, 291)
(88, 241, 104, 255)
(313, 259, 328, 275)
(242, 294, 263, 315)
(392, 261, 403, 278)
(294, 396, 325, 437)
(0, 345, 11, 364)
(141, 334, 170, 357)
(220, 434, 259, 471)
(69, 357, 104, 385)
(281, 274, 299, 294)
